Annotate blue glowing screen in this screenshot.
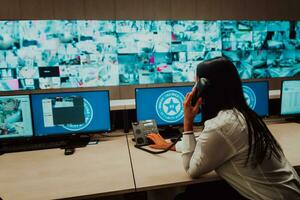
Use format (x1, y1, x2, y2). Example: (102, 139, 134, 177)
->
(242, 81, 269, 117)
(136, 86, 201, 126)
(31, 90, 110, 136)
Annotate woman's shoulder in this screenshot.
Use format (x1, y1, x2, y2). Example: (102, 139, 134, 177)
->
(204, 109, 246, 134)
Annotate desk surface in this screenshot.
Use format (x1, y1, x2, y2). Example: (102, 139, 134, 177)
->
(0, 136, 134, 200)
(128, 122, 300, 191)
(0, 122, 299, 199)
(268, 122, 300, 168)
(127, 135, 219, 192)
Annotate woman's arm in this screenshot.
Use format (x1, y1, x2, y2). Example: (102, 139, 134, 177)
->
(181, 88, 235, 178)
(181, 129, 235, 178)
(147, 86, 202, 152)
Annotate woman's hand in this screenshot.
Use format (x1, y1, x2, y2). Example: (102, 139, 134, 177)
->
(147, 133, 174, 150)
(183, 87, 202, 132)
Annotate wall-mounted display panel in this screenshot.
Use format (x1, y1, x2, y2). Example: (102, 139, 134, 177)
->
(0, 20, 299, 91)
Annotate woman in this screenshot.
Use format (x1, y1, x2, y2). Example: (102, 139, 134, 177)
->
(147, 57, 300, 199)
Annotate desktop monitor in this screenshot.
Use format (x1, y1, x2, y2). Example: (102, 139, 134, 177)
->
(0, 95, 33, 139)
(135, 86, 201, 126)
(31, 90, 111, 136)
(242, 81, 269, 117)
(280, 80, 300, 116)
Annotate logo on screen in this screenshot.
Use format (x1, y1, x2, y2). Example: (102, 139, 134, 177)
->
(155, 90, 184, 123)
(62, 99, 93, 131)
(242, 86, 256, 109)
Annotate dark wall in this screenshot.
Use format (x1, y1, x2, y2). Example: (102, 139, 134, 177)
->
(0, 0, 299, 20)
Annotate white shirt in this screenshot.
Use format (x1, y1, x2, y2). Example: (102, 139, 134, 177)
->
(176, 109, 300, 200)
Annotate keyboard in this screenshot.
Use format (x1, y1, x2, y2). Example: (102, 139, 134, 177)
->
(0, 140, 68, 154)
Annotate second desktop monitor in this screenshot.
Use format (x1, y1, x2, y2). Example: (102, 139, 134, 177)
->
(31, 90, 111, 136)
(136, 86, 202, 126)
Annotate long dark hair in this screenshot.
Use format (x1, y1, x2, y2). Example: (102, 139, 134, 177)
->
(197, 57, 282, 167)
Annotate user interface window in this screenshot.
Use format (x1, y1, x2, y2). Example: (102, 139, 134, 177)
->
(32, 91, 110, 136)
(281, 80, 300, 115)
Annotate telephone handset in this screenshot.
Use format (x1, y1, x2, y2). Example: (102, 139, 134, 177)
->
(132, 119, 159, 147)
(191, 78, 210, 107)
(132, 119, 181, 154)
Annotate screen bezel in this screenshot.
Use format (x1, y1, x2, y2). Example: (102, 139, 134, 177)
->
(135, 85, 202, 127)
(242, 79, 270, 117)
(31, 90, 111, 137)
(280, 79, 300, 117)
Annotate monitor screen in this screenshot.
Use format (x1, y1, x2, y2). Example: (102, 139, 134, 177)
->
(0, 95, 33, 139)
(135, 86, 201, 126)
(31, 90, 111, 136)
(281, 80, 300, 116)
(242, 81, 269, 117)
(0, 20, 300, 91)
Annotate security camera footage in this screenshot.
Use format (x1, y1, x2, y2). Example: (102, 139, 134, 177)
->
(0, 95, 33, 138)
(0, 20, 300, 91)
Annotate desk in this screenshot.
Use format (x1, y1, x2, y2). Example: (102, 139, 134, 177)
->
(127, 135, 219, 192)
(0, 136, 135, 200)
(268, 122, 300, 168)
(128, 122, 300, 192)
(0, 122, 299, 199)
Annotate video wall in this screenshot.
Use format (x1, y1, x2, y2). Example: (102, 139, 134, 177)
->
(0, 20, 300, 91)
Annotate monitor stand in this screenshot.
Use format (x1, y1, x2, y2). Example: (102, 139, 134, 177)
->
(62, 135, 90, 155)
(158, 126, 182, 139)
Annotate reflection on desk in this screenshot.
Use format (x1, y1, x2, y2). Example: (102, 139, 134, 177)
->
(268, 122, 300, 168)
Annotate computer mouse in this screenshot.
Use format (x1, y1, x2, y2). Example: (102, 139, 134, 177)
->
(64, 148, 75, 155)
